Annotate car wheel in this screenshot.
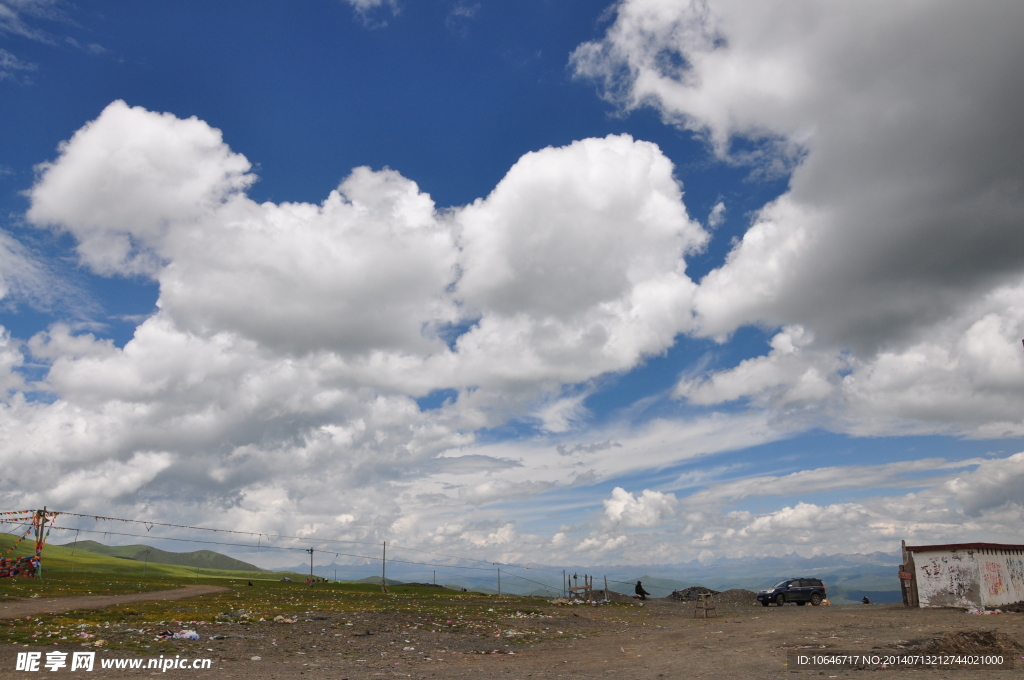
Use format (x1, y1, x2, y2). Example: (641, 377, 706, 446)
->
(776, 595, 785, 606)
(810, 593, 822, 606)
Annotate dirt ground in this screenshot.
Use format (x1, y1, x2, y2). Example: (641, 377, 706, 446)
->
(2, 596, 1023, 679)
(0, 586, 228, 620)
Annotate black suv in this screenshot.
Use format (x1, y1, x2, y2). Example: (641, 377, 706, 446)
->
(757, 578, 826, 606)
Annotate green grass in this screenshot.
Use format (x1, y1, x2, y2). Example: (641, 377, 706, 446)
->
(1, 531, 608, 654)
(1, 577, 593, 654)
(1, 574, 580, 654)
(0, 532, 307, 597)
(55, 540, 263, 572)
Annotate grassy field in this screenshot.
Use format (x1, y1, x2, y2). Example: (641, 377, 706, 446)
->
(0, 532, 301, 596)
(57, 540, 263, 572)
(0, 531, 575, 655)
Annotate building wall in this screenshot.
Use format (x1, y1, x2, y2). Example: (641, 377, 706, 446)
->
(914, 549, 1024, 608)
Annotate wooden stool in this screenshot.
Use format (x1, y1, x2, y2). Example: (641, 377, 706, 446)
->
(693, 593, 718, 618)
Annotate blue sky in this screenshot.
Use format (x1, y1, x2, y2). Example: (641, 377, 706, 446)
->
(2, 0, 1024, 568)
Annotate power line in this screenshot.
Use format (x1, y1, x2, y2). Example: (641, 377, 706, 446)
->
(377, 555, 497, 572)
(39, 510, 565, 577)
(44, 525, 305, 554)
(41, 525, 516, 575)
(6, 509, 599, 590)
(498, 570, 561, 591)
(3, 513, 632, 599)
(51, 512, 382, 548)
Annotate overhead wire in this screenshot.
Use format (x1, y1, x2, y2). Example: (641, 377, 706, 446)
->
(497, 570, 561, 591)
(8, 509, 628, 591)
(41, 525, 523, 575)
(35, 510, 565, 577)
(51, 512, 383, 547)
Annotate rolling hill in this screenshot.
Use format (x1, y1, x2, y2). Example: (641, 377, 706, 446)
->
(0, 533, 302, 581)
(57, 540, 263, 572)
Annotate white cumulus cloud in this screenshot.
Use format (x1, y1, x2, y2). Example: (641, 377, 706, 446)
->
(603, 487, 678, 528)
(575, 0, 1024, 438)
(0, 101, 718, 563)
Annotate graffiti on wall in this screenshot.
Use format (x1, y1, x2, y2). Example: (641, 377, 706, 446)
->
(916, 550, 1024, 608)
(918, 553, 979, 607)
(1007, 557, 1024, 595)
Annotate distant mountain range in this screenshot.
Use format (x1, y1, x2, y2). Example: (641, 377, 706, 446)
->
(269, 550, 902, 603)
(589, 551, 903, 604)
(56, 540, 902, 604)
(57, 540, 264, 573)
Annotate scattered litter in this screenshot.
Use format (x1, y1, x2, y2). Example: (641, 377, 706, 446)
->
(250, 656, 261, 661)
(173, 630, 200, 640)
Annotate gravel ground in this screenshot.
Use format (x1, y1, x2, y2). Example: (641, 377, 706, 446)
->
(1, 596, 1023, 678)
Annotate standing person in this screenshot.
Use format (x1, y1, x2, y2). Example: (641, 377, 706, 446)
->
(635, 581, 650, 600)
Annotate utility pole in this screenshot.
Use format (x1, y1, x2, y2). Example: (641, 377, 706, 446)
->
(306, 548, 314, 587)
(35, 508, 47, 579)
(563, 570, 566, 598)
(497, 568, 501, 597)
(142, 550, 151, 578)
(381, 542, 388, 593)
(70, 529, 80, 575)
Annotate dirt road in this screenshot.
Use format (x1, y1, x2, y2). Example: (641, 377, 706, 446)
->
(0, 585, 228, 620)
(2, 598, 1023, 678)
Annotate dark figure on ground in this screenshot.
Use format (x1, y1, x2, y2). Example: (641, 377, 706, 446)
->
(635, 581, 650, 600)
(248, 581, 253, 586)
(862, 596, 871, 604)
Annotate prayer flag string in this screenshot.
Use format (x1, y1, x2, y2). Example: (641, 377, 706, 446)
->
(0, 511, 58, 579)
